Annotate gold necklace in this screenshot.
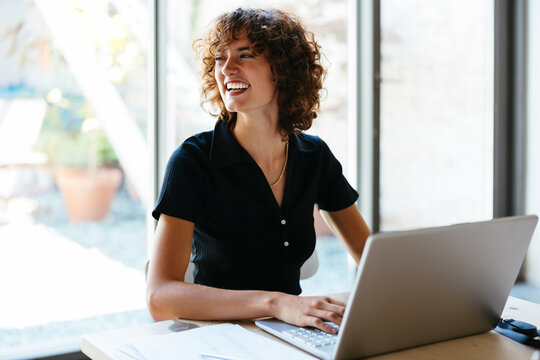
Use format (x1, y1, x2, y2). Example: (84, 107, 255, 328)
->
(270, 137, 289, 187)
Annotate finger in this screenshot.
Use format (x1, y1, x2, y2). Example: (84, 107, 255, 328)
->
(324, 296, 347, 308)
(305, 316, 339, 334)
(309, 309, 343, 326)
(311, 300, 346, 318)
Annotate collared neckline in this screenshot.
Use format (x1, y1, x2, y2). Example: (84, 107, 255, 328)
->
(209, 121, 251, 167)
(209, 120, 318, 167)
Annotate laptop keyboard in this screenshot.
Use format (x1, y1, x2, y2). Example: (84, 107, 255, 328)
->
(284, 325, 338, 348)
(255, 319, 339, 359)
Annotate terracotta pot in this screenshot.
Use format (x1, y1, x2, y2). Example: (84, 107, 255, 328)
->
(55, 167, 122, 221)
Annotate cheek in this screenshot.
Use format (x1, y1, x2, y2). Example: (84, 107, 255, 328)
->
(214, 74, 226, 94)
(263, 68, 276, 93)
(263, 77, 277, 96)
(214, 67, 223, 83)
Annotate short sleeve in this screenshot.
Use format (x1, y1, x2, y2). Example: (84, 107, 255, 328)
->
(316, 141, 359, 211)
(152, 142, 208, 223)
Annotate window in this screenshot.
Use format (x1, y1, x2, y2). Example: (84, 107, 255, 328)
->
(379, 0, 494, 231)
(0, 0, 151, 356)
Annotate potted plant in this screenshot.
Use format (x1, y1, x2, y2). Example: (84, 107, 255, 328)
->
(37, 99, 122, 221)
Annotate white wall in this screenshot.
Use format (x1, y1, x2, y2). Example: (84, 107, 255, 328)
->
(525, 0, 540, 287)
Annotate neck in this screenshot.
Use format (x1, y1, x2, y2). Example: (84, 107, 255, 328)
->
(233, 111, 285, 165)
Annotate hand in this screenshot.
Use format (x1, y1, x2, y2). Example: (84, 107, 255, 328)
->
(270, 294, 346, 333)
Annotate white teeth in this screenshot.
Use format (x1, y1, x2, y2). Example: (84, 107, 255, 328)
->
(226, 82, 249, 91)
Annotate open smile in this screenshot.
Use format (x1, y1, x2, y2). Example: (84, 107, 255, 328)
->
(225, 81, 250, 95)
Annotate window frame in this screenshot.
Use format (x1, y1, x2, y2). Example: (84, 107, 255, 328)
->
(493, 0, 528, 219)
(348, 0, 381, 233)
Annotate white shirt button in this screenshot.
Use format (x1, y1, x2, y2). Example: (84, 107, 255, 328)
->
(281, 219, 287, 225)
(284, 241, 289, 247)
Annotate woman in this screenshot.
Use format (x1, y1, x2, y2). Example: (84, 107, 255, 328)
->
(146, 8, 371, 334)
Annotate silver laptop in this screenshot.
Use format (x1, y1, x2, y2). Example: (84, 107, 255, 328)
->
(256, 215, 538, 359)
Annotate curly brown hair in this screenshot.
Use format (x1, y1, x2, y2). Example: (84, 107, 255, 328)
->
(193, 8, 326, 135)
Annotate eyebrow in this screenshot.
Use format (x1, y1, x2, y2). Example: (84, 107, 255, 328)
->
(218, 46, 251, 52)
(215, 45, 252, 55)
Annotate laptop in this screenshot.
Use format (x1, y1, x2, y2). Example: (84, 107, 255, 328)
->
(256, 215, 538, 359)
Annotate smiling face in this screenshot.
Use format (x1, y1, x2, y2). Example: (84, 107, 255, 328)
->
(214, 33, 278, 117)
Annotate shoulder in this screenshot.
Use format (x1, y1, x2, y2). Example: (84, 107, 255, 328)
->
(293, 132, 330, 154)
(162, 129, 215, 185)
(170, 129, 213, 163)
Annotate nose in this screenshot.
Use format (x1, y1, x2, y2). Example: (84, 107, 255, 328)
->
(221, 57, 238, 76)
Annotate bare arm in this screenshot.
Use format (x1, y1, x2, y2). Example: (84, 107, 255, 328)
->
(146, 214, 345, 333)
(320, 204, 371, 264)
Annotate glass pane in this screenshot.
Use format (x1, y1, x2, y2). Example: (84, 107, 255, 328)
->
(0, 0, 151, 354)
(379, 0, 494, 231)
(166, 0, 354, 295)
(525, 1, 540, 287)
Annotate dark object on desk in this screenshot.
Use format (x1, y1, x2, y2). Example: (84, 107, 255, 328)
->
(168, 320, 200, 332)
(495, 318, 540, 348)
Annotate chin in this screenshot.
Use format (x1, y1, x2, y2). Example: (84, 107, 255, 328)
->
(225, 104, 239, 112)
(225, 101, 244, 113)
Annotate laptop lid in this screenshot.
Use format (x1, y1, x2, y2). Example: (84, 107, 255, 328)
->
(333, 215, 538, 359)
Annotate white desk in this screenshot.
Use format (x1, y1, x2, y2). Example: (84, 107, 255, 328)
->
(82, 295, 540, 360)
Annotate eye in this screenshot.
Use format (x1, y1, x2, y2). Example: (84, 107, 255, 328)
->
(240, 53, 255, 58)
(214, 56, 226, 62)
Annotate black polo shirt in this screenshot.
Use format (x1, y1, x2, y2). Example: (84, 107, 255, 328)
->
(152, 121, 358, 295)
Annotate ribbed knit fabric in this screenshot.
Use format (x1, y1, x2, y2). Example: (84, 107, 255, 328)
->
(153, 121, 358, 294)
